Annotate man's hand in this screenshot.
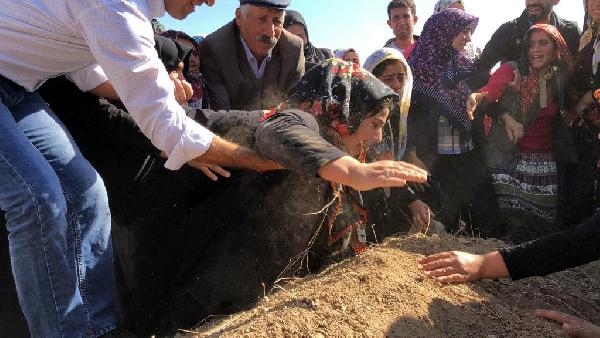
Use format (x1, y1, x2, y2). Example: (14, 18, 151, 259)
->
(576, 91, 595, 116)
(502, 114, 524, 144)
(466, 92, 488, 120)
(417, 250, 509, 284)
(160, 151, 231, 181)
(169, 66, 193, 105)
(409, 199, 431, 230)
(535, 309, 600, 338)
(507, 69, 521, 92)
(187, 161, 231, 181)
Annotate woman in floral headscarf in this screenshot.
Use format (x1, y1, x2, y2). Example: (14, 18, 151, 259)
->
(111, 59, 427, 335)
(433, 0, 480, 60)
(407, 8, 500, 237)
(484, 24, 576, 243)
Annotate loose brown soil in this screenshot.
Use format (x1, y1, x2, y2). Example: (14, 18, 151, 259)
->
(177, 234, 600, 337)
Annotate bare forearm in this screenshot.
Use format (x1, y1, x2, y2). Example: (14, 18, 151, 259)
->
(191, 135, 283, 172)
(317, 156, 359, 186)
(318, 157, 427, 191)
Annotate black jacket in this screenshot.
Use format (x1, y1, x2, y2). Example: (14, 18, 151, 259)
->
(471, 10, 580, 88)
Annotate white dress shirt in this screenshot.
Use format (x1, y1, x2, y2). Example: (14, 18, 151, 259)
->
(0, 0, 213, 170)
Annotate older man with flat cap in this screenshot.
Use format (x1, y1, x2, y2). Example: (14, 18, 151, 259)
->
(199, 0, 304, 110)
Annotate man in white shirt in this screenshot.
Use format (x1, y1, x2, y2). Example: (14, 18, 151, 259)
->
(0, 1, 281, 337)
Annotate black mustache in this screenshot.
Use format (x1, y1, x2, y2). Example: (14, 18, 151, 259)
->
(256, 34, 278, 46)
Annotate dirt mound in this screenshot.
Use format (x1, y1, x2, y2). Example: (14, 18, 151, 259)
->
(178, 235, 600, 337)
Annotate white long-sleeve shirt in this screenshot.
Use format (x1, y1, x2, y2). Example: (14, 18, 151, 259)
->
(0, 0, 213, 170)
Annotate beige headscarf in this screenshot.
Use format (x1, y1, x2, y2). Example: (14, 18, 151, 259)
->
(363, 48, 413, 159)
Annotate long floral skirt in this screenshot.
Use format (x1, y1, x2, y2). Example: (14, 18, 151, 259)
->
(490, 152, 561, 243)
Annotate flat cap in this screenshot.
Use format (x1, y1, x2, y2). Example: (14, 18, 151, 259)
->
(239, 0, 290, 9)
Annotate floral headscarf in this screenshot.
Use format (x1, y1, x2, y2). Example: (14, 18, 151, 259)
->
(363, 48, 413, 159)
(518, 24, 574, 123)
(287, 58, 400, 159)
(434, 0, 464, 13)
(407, 8, 478, 135)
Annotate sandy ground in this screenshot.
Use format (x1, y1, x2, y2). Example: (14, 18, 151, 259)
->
(177, 234, 600, 338)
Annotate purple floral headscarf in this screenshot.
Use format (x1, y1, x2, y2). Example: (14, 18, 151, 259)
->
(407, 8, 478, 134)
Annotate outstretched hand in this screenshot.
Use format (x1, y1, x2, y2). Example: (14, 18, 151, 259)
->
(320, 157, 428, 191)
(466, 92, 488, 120)
(187, 161, 231, 181)
(417, 251, 486, 284)
(350, 160, 429, 191)
(535, 309, 600, 338)
(417, 250, 509, 284)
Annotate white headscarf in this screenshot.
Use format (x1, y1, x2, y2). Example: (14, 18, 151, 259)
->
(363, 48, 413, 159)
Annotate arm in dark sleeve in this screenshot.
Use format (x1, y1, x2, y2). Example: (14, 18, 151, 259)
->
(95, 98, 160, 155)
(255, 109, 347, 176)
(39, 77, 158, 155)
(194, 109, 264, 148)
(198, 42, 231, 110)
(471, 24, 512, 89)
(561, 22, 582, 59)
(499, 213, 600, 280)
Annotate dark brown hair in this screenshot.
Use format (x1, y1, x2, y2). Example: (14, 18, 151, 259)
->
(387, 0, 416, 18)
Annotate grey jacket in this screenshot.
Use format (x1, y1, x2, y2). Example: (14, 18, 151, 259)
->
(199, 20, 305, 111)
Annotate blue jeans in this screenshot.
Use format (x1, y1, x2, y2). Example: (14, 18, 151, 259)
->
(0, 77, 116, 337)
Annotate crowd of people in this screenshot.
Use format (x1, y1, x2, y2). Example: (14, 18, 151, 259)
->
(0, 0, 599, 337)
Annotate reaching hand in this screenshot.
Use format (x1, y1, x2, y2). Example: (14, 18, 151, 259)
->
(409, 200, 431, 230)
(502, 114, 524, 144)
(535, 309, 600, 338)
(362, 160, 427, 191)
(575, 91, 595, 116)
(417, 250, 509, 284)
(169, 69, 193, 105)
(466, 92, 488, 120)
(417, 251, 486, 284)
(334, 159, 428, 191)
(187, 160, 231, 181)
(507, 69, 521, 92)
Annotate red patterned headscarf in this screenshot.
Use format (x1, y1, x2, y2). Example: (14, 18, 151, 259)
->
(518, 24, 574, 121)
